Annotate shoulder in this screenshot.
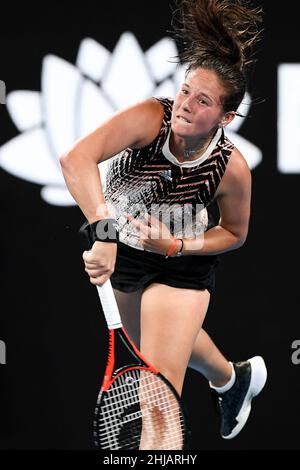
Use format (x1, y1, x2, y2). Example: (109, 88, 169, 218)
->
(116, 97, 165, 149)
(154, 97, 174, 114)
(130, 97, 170, 148)
(216, 146, 251, 198)
(142, 97, 173, 124)
(127, 96, 172, 122)
(226, 146, 251, 178)
(129, 97, 164, 120)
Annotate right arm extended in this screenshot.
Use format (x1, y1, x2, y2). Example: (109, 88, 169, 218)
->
(60, 98, 163, 223)
(59, 98, 164, 284)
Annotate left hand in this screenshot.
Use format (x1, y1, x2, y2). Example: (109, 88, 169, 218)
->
(125, 212, 175, 255)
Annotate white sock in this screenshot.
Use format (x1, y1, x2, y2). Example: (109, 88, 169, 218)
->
(209, 362, 236, 393)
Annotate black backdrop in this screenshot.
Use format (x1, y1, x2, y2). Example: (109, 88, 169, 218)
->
(0, 1, 299, 452)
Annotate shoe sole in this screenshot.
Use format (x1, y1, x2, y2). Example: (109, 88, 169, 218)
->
(222, 356, 267, 440)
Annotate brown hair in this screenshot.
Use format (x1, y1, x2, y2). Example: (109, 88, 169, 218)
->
(171, 0, 263, 113)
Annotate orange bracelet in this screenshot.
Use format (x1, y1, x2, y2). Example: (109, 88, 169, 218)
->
(165, 237, 178, 259)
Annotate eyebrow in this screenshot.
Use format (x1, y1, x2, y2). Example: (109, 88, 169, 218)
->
(183, 83, 214, 103)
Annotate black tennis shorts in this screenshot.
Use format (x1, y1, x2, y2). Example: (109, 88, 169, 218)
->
(110, 241, 220, 294)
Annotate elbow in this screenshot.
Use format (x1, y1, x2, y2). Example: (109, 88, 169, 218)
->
(59, 149, 83, 175)
(59, 151, 81, 185)
(59, 150, 73, 169)
(220, 222, 248, 250)
(224, 226, 248, 250)
(235, 237, 246, 249)
(234, 232, 248, 250)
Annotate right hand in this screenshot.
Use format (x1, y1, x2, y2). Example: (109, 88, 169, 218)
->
(82, 241, 117, 286)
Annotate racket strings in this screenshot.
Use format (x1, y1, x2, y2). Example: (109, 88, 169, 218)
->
(99, 426, 184, 449)
(98, 410, 184, 450)
(95, 368, 185, 450)
(99, 414, 184, 446)
(99, 373, 180, 410)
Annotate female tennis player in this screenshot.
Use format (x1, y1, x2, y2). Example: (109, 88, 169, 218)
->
(60, 0, 267, 441)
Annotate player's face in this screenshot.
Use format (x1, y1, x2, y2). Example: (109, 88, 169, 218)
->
(172, 68, 227, 138)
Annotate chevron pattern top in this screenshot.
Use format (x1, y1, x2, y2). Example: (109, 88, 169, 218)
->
(104, 97, 234, 250)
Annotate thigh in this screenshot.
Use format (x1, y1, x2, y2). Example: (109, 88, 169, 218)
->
(113, 288, 143, 348)
(140, 283, 210, 395)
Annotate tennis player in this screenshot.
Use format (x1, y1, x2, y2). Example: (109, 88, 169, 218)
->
(60, 0, 267, 440)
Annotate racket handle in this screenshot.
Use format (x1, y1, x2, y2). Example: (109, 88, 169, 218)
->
(79, 220, 122, 329)
(96, 280, 122, 329)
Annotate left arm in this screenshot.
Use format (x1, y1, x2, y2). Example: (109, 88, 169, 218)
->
(183, 148, 252, 255)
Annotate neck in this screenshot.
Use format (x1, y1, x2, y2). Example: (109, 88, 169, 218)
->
(172, 129, 218, 163)
(183, 139, 209, 159)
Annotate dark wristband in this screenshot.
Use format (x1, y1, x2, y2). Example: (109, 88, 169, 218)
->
(80, 218, 119, 246)
(90, 218, 119, 243)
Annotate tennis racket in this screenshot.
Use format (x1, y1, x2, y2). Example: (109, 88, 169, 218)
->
(79, 222, 189, 450)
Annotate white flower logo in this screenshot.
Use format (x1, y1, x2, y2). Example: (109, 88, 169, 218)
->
(0, 33, 262, 206)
